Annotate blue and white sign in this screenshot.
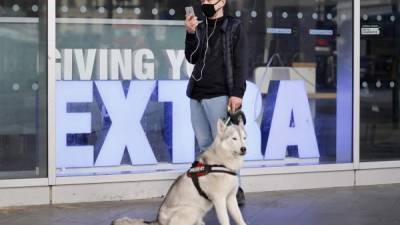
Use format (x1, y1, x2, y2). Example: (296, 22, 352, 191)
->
(56, 79, 320, 168)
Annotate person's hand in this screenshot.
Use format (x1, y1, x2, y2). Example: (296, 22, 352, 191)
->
(185, 15, 199, 34)
(228, 96, 242, 113)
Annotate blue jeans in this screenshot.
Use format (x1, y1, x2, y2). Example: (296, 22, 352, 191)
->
(190, 96, 228, 152)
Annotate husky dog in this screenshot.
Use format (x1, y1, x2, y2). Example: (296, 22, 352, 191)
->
(112, 118, 247, 225)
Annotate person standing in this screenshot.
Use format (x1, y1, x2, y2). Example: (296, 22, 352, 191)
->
(184, 0, 248, 205)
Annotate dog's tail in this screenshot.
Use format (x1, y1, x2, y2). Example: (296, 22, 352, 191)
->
(111, 217, 159, 225)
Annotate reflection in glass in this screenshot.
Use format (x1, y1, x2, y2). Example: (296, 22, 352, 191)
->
(55, 0, 353, 176)
(0, 0, 47, 179)
(360, 0, 400, 161)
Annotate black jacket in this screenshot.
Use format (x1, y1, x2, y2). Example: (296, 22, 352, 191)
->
(185, 16, 248, 99)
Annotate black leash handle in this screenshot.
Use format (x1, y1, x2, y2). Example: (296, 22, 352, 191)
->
(226, 107, 246, 126)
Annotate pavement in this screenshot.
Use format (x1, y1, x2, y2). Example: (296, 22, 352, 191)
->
(1, 184, 400, 225)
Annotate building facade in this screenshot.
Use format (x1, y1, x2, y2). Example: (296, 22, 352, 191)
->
(0, 0, 399, 207)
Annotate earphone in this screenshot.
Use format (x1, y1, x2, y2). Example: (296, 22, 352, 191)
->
(190, 18, 218, 82)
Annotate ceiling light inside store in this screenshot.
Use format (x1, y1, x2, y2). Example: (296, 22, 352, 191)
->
(32, 83, 39, 91)
(312, 13, 318, 20)
(12, 83, 20, 91)
(235, 10, 241, 17)
(32, 5, 38, 12)
(80, 6, 87, 13)
(376, 81, 382, 88)
(12, 4, 20, 12)
(98, 7, 105, 14)
(61, 6, 68, 13)
(134, 8, 141, 15)
(297, 12, 303, 19)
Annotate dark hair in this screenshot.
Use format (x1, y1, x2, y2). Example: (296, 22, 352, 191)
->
(224, 0, 231, 12)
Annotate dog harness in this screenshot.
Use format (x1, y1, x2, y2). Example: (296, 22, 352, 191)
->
(187, 161, 237, 200)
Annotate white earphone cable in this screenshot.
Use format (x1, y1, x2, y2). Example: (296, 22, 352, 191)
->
(189, 29, 200, 64)
(192, 18, 218, 82)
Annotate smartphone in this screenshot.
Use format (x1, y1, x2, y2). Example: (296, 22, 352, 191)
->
(185, 6, 195, 17)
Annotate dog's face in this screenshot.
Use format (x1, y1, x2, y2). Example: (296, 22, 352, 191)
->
(216, 118, 247, 157)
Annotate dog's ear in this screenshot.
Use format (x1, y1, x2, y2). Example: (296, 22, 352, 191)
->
(217, 118, 226, 135)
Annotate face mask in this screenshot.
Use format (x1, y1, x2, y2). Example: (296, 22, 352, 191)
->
(201, 0, 222, 18)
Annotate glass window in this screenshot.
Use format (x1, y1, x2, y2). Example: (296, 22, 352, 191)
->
(0, 0, 47, 179)
(55, 0, 353, 177)
(229, 0, 353, 164)
(360, 0, 400, 161)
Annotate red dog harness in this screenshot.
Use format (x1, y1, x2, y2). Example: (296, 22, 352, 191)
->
(186, 161, 237, 200)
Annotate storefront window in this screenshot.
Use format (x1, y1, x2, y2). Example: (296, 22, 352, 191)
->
(0, 0, 48, 179)
(55, 0, 353, 176)
(360, 0, 400, 161)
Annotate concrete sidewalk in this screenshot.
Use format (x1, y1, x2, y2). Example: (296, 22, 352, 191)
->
(1, 184, 400, 225)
